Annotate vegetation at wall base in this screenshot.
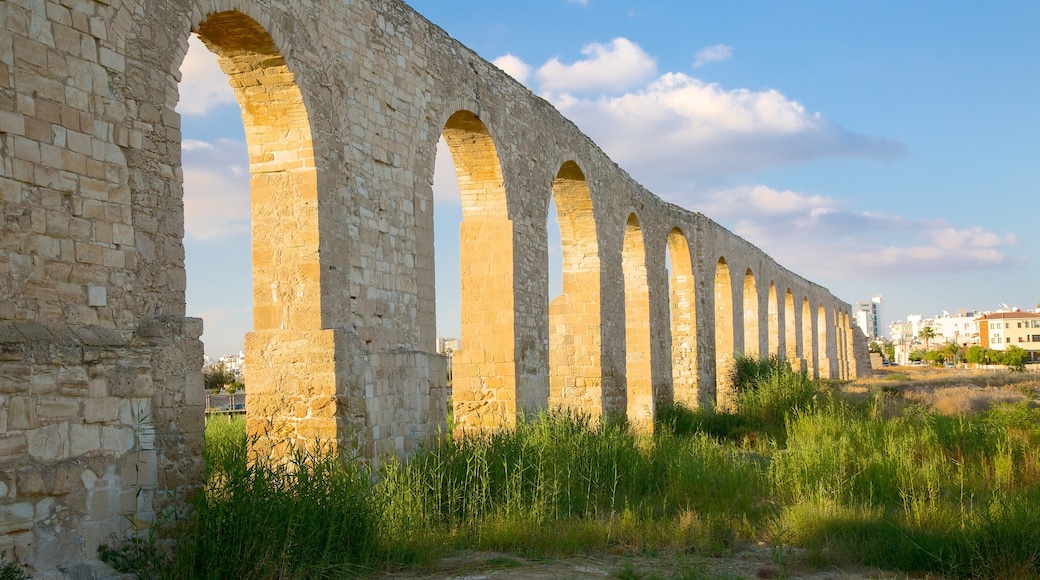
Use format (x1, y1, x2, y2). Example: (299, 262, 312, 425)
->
(0, 551, 31, 580)
(100, 359, 1040, 579)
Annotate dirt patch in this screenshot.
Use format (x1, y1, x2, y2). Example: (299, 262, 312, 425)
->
(375, 546, 913, 579)
(846, 366, 1038, 415)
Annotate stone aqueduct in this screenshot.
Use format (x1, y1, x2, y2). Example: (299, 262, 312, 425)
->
(0, 0, 871, 573)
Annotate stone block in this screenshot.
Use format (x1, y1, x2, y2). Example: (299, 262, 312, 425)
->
(7, 397, 37, 430)
(83, 398, 120, 423)
(87, 285, 107, 306)
(0, 434, 28, 461)
(0, 502, 34, 534)
(100, 426, 134, 455)
(35, 397, 80, 420)
(70, 423, 101, 456)
(27, 423, 69, 461)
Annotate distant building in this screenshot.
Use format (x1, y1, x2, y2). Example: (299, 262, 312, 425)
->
(854, 295, 883, 340)
(977, 311, 1040, 362)
(436, 338, 460, 355)
(927, 310, 978, 347)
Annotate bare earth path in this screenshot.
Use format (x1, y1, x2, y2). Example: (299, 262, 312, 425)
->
(375, 546, 912, 579)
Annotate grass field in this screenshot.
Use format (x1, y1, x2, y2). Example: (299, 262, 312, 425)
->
(103, 361, 1040, 579)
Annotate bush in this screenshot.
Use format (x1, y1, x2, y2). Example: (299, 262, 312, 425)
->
(0, 552, 30, 580)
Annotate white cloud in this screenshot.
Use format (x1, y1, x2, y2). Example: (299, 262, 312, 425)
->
(682, 185, 1017, 279)
(182, 138, 250, 240)
(568, 0, 589, 5)
(177, 35, 237, 116)
(492, 54, 532, 86)
(535, 38, 657, 95)
(432, 138, 462, 203)
(552, 71, 904, 180)
(693, 44, 733, 67)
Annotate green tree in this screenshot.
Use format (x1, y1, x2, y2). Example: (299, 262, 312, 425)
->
(965, 345, 987, 364)
(919, 326, 936, 351)
(942, 342, 963, 365)
(909, 348, 926, 362)
(204, 362, 233, 392)
(869, 341, 883, 354)
(883, 341, 896, 363)
(923, 349, 946, 366)
(1002, 345, 1029, 371)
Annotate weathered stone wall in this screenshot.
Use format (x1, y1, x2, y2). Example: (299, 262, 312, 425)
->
(0, 318, 202, 577)
(0, 0, 869, 574)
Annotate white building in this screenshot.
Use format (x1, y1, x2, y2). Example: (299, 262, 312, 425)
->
(927, 310, 978, 347)
(855, 294, 883, 340)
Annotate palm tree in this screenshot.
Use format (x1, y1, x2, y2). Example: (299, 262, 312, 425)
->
(919, 326, 936, 351)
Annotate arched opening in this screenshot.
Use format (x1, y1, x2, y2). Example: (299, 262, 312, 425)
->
(767, 282, 780, 357)
(179, 36, 251, 415)
(817, 304, 830, 379)
(623, 214, 653, 426)
(666, 228, 697, 407)
(715, 258, 735, 409)
(181, 12, 325, 457)
(743, 268, 759, 358)
(785, 289, 799, 369)
(439, 111, 516, 432)
(548, 162, 601, 415)
(802, 298, 815, 378)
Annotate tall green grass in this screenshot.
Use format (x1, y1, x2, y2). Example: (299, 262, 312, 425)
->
(102, 358, 1040, 578)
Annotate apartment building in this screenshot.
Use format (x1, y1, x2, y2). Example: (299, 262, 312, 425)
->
(977, 311, 1040, 362)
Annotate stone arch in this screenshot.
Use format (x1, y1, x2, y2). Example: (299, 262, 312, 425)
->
(180, 12, 335, 457)
(548, 161, 602, 414)
(666, 228, 698, 407)
(715, 258, 735, 409)
(441, 110, 517, 432)
(623, 214, 653, 426)
(817, 303, 830, 379)
(767, 282, 780, 357)
(802, 297, 815, 378)
(743, 268, 759, 358)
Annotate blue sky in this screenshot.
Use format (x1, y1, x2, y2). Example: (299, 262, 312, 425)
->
(180, 1, 1040, 356)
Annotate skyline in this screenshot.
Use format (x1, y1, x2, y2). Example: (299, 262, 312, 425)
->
(180, 1, 1040, 355)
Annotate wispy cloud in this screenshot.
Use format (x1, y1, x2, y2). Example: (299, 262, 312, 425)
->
(182, 138, 250, 240)
(684, 185, 1018, 279)
(177, 35, 236, 116)
(693, 44, 733, 67)
(535, 38, 657, 95)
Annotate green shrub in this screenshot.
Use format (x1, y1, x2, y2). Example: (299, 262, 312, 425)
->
(0, 552, 30, 580)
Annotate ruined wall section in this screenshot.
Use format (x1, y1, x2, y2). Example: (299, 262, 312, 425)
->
(0, 317, 203, 574)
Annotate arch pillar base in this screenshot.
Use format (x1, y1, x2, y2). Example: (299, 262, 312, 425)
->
(245, 328, 365, 461)
(817, 357, 834, 380)
(715, 355, 737, 412)
(452, 348, 517, 434)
